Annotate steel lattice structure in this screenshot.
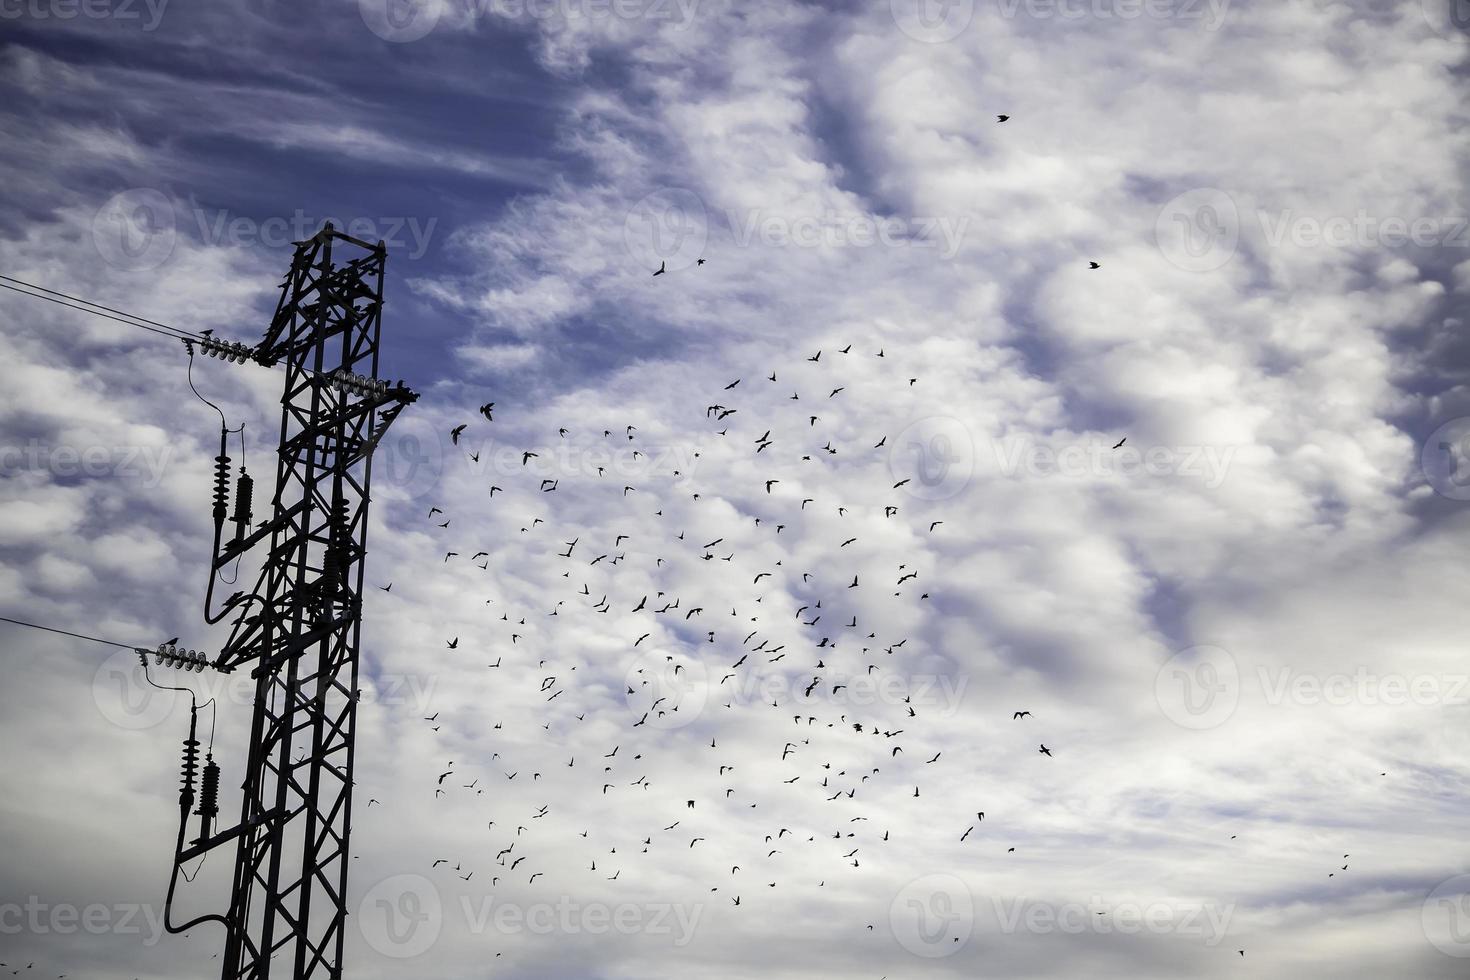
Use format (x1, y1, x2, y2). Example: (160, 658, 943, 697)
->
(161, 224, 416, 980)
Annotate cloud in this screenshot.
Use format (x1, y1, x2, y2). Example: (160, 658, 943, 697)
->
(0, 1, 1468, 978)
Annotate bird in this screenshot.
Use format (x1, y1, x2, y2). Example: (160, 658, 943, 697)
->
(450, 424, 466, 444)
(997, 114, 1010, 122)
(653, 260, 667, 277)
(1088, 261, 1101, 269)
(1013, 711, 1031, 719)
(1112, 437, 1126, 449)
(1038, 744, 1052, 756)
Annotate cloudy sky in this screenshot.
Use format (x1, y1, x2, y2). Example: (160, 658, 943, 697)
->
(2, 0, 1470, 977)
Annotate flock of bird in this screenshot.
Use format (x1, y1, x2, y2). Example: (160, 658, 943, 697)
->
(342, 337, 1207, 970)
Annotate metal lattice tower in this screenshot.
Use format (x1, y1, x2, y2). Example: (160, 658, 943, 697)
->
(162, 224, 415, 979)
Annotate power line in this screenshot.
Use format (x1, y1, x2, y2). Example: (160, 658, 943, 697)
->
(0, 275, 396, 389)
(0, 280, 191, 344)
(0, 275, 196, 339)
(0, 614, 146, 650)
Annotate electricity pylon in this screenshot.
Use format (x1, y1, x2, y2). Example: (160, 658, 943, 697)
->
(158, 224, 416, 979)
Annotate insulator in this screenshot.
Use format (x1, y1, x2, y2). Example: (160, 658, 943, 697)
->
(212, 452, 231, 526)
(328, 369, 386, 398)
(332, 497, 352, 576)
(195, 754, 220, 839)
(200, 337, 255, 364)
(179, 733, 199, 810)
(231, 470, 254, 541)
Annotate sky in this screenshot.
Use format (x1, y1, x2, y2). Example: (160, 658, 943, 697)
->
(1, 0, 1470, 977)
